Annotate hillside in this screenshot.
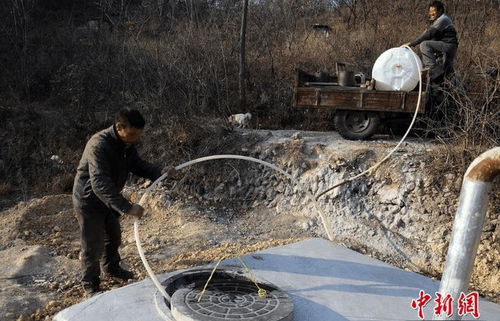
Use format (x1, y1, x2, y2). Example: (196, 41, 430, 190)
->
(0, 129, 498, 321)
(0, 1, 498, 200)
(0, 1, 498, 320)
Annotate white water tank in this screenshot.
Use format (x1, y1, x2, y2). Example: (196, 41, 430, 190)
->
(372, 47, 423, 92)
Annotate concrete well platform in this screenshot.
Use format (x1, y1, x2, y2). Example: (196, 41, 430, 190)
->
(54, 238, 500, 321)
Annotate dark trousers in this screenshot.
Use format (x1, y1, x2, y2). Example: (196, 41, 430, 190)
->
(419, 40, 457, 73)
(74, 202, 122, 286)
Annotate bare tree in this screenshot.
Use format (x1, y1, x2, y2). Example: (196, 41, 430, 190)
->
(239, 0, 248, 109)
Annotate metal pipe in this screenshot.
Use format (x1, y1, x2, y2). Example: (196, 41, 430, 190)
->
(434, 147, 500, 320)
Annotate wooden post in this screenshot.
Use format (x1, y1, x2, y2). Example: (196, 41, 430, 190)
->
(239, 0, 249, 109)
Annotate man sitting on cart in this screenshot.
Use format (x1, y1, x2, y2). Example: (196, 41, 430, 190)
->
(403, 1, 458, 82)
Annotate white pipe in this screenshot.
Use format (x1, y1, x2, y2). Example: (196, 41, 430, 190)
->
(134, 46, 425, 313)
(434, 147, 500, 320)
(134, 155, 335, 303)
(317, 45, 423, 199)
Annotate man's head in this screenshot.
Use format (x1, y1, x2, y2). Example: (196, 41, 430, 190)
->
(429, 1, 445, 21)
(115, 109, 145, 145)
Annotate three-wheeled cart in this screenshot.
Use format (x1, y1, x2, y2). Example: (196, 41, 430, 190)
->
(293, 69, 430, 140)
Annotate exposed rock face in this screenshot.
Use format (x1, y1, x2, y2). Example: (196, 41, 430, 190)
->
(154, 130, 498, 300)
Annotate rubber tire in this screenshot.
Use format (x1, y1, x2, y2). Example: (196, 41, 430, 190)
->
(334, 110, 380, 140)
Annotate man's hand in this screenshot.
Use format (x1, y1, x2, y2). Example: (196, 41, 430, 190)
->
(162, 166, 181, 179)
(125, 204, 144, 220)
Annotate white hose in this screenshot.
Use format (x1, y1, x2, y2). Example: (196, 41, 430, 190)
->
(134, 155, 335, 302)
(316, 45, 423, 199)
(134, 45, 423, 305)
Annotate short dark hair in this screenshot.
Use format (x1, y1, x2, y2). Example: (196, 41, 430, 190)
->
(115, 109, 145, 129)
(429, 1, 445, 14)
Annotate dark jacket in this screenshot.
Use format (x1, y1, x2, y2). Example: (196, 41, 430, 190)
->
(410, 14, 458, 47)
(72, 125, 161, 215)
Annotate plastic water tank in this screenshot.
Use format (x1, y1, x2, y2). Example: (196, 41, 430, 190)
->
(372, 47, 423, 92)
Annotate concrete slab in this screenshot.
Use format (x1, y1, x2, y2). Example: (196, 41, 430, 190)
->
(54, 238, 500, 321)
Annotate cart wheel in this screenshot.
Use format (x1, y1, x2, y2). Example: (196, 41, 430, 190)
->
(334, 110, 380, 140)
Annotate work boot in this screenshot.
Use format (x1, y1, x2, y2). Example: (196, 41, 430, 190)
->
(105, 267, 135, 281)
(429, 65, 445, 83)
(82, 281, 101, 297)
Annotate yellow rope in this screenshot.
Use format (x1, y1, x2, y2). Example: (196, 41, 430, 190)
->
(236, 256, 267, 298)
(197, 255, 267, 302)
(197, 255, 227, 302)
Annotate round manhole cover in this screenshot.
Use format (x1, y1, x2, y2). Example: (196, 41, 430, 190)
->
(164, 269, 294, 321)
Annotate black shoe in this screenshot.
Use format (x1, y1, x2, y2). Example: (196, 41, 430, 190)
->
(82, 282, 101, 297)
(105, 267, 135, 281)
(429, 65, 445, 83)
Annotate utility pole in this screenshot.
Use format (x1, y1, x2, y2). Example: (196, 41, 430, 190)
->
(239, 0, 249, 109)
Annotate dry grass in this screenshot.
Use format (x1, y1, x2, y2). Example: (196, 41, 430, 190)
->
(0, 1, 497, 196)
(0, 182, 13, 196)
(281, 139, 306, 169)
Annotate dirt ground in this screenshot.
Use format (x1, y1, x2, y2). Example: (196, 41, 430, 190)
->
(0, 191, 313, 321)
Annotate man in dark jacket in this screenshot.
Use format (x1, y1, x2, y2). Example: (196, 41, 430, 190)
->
(72, 109, 164, 295)
(403, 1, 458, 81)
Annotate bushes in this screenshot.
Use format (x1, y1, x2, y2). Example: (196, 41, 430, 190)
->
(0, 0, 498, 196)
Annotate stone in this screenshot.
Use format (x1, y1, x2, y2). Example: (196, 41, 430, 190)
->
(266, 189, 276, 200)
(310, 181, 318, 195)
(46, 301, 58, 309)
(390, 206, 401, 215)
(377, 185, 399, 205)
(405, 182, 416, 194)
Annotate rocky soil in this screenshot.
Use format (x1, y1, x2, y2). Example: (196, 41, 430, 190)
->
(0, 129, 498, 321)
